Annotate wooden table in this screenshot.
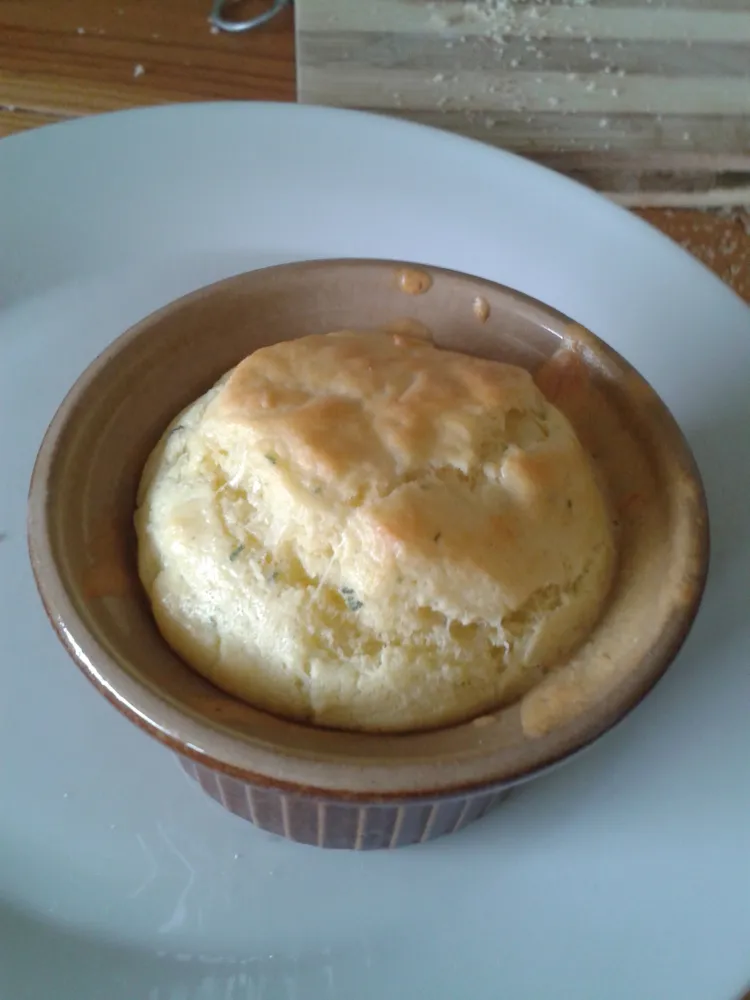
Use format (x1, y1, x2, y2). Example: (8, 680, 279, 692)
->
(1, 0, 748, 302)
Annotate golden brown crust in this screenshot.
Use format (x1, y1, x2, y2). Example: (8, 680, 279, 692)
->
(212, 330, 540, 495)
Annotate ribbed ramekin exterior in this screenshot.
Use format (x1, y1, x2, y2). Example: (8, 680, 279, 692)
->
(178, 756, 508, 849)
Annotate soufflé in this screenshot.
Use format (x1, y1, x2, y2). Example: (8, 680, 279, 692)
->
(135, 327, 614, 732)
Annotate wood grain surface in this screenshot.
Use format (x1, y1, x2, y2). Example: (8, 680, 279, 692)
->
(0, 0, 294, 137)
(297, 0, 750, 205)
(0, 0, 747, 301)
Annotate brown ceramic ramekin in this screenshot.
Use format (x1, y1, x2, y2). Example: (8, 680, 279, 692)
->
(27, 260, 709, 849)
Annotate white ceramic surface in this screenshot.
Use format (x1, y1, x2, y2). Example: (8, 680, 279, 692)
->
(0, 103, 749, 1000)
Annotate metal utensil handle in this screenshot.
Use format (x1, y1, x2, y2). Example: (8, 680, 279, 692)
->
(210, 0, 290, 33)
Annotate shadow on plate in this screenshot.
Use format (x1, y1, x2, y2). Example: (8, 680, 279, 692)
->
(678, 382, 750, 671)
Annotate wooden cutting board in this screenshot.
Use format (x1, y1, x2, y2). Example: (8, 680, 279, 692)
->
(296, 0, 750, 205)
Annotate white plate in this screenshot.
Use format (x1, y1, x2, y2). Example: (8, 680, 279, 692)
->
(1, 103, 749, 1000)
